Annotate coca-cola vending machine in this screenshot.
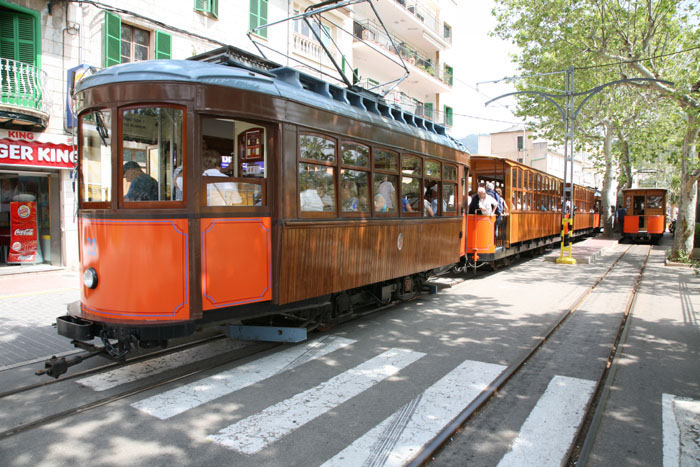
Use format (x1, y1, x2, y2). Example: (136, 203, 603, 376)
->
(8, 201, 39, 264)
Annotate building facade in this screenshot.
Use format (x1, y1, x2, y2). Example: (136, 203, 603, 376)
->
(480, 127, 598, 188)
(0, 0, 457, 270)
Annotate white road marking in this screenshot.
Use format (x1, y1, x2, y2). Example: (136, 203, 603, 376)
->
(497, 375, 595, 467)
(663, 393, 700, 467)
(77, 339, 249, 391)
(207, 348, 426, 455)
(322, 359, 506, 467)
(131, 335, 356, 419)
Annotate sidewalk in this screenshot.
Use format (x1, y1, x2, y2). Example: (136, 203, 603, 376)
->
(0, 269, 81, 369)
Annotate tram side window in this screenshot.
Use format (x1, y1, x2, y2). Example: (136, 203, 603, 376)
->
(373, 149, 399, 214)
(400, 155, 421, 215)
(341, 142, 370, 214)
(80, 109, 112, 204)
(424, 159, 441, 217)
(201, 116, 268, 207)
(299, 134, 336, 213)
(122, 107, 183, 204)
(443, 164, 457, 214)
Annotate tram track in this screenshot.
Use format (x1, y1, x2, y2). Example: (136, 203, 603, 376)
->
(412, 243, 650, 466)
(0, 332, 230, 400)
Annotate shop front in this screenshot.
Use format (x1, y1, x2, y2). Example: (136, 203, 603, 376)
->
(0, 130, 76, 269)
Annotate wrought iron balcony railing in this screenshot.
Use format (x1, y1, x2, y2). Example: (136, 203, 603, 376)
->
(1, 58, 48, 113)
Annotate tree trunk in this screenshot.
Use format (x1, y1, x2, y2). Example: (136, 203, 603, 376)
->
(601, 122, 616, 237)
(671, 112, 699, 257)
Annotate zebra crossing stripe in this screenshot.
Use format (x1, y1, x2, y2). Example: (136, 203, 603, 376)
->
(207, 348, 426, 455)
(497, 375, 595, 467)
(131, 335, 356, 419)
(321, 359, 506, 467)
(662, 393, 700, 467)
(77, 339, 250, 391)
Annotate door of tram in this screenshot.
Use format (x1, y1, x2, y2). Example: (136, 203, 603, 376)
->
(633, 196, 645, 229)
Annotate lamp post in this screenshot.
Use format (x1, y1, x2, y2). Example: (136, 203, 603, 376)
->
(485, 68, 672, 264)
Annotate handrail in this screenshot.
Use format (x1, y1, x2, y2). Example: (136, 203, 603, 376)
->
(0, 58, 48, 113)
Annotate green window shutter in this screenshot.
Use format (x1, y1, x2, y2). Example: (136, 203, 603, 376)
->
(444, 106, 453, 126)
(250, 0, 268, 38)
(445, 65, 453, 86)
(194, 0, 207, 12)
(155, 31, 172, 59)
(0, 10, 36, 65)
(195, 0, 217, 17)
(424, 103, 433, 120)
(104, 11, 121, 67)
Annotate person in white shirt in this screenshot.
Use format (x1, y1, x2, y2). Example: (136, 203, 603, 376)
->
(469, 186, 498, 216)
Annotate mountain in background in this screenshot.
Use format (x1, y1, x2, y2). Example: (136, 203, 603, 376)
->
(458, 134, 480, 154)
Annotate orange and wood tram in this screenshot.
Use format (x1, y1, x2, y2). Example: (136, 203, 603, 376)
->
(619, 188, 667, 244)
(48, 47, 599, 376)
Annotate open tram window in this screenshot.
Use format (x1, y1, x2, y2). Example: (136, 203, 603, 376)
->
(201, 116, 268, 207)
(373, 149, 399, 215)
(121, 106, 183, 205)
(443, 164, 457, 215)
(424, 159, 441, 217)
(80, 109, 112, 205)
(400, 155, 421, 216)
(299, 133, 336, 215)
(341, 142, 370, 215)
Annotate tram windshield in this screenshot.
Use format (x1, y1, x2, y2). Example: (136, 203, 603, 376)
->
(80, 109, 112, 203)
(122, 106, 184, 204)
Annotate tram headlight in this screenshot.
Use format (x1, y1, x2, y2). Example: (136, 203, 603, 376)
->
(83, 267, 98, 289)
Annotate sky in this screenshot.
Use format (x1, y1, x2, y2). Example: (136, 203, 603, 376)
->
(446, 0, 524, 138)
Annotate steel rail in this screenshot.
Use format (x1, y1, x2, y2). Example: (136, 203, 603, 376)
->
(567, 244, 652, 466)
(0, 333, 229, 399)
(408, 244, 637, 466)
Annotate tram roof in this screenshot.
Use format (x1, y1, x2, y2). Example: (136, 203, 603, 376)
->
(75, 59, 467, 153)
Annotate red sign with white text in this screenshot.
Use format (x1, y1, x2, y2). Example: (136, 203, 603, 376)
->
(9, 201, 38, 263)
(0, 137, 77, 170)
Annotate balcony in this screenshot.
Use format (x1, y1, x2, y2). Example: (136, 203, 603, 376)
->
(352, 20, 452, 102)
(0, 58, 49, 130)
(353, 0, 451, 53)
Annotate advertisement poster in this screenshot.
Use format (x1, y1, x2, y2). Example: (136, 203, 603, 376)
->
(8, 201, 38, 263)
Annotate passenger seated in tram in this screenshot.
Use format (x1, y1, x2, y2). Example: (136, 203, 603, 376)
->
(202, 150, 241, 206)
(123, 160, 158, 202)
(299, 178, 324, 212)
(374, 193, 387, 212)
(341, 180, 359, 211)
(423, 191, 435, 217)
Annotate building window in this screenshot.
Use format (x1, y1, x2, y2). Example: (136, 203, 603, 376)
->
(444, 23, 452, 40)
(121, 23, 150, 63)
(0, 6, 41, 110)
(424, 102, 433, 120)
(195, 0, 218, 18)
(250, 0, 268, 38)
(104, 12, 171, 67)
(443, 106, 453, 127)
(444, 65, 453, 86)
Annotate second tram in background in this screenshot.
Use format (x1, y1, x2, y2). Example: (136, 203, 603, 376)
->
(619, 188, 667, 244)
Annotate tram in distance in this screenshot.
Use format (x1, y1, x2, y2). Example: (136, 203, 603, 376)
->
(619, 188, 667, 244)
(51, 47, 599, 374)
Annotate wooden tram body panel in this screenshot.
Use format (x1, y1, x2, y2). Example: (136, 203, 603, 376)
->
(69, 59, 468, 337)
(466, 155, 599, 261)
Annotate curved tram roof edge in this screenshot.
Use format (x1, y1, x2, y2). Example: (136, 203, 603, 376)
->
(75, 59, 467, 154)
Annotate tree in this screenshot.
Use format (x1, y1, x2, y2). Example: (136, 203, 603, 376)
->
(493, 0, 700, 255)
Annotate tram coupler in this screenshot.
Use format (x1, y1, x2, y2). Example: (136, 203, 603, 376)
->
(36, 344, 107, 379)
